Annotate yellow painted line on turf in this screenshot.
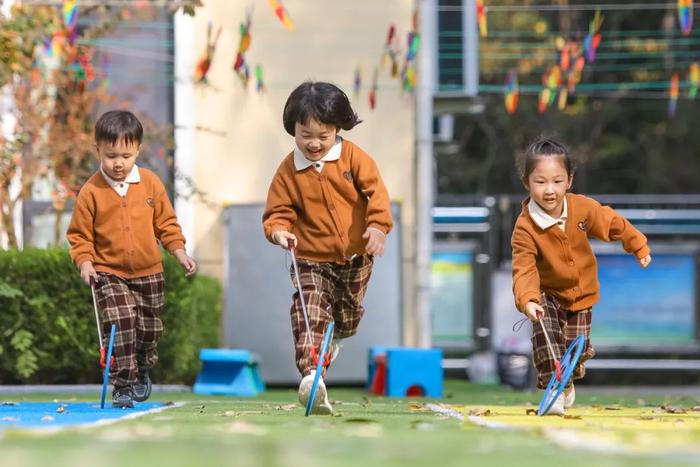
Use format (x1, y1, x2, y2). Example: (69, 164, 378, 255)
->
(427, 404, 700, 455)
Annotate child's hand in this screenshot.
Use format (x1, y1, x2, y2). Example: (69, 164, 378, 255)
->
(79, 261, 99, 286)
(363, 228, 386, 256)
(272, 230, 297, 250)
(173, 249, 197, 277)
(523, 301, 544, 322)
(638, 254, 652, 268)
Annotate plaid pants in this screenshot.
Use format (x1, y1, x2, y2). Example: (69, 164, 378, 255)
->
(290, 254, 373, 377)
(95, 272, 165, 387)
(532, 292, 596, 389)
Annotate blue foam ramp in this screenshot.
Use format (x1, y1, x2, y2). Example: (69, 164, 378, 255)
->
(0, 402, 168, 430)
(193, 349, 265, 397)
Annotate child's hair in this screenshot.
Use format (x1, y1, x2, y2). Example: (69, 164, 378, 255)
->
(94, 110, 143, 146)
(282, 81, 361, 136)
(519, 137, 575, 181)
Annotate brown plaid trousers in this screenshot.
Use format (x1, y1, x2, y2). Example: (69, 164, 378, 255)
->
(95, 272, 165, 387)
(532, 292, 597, 389)
(289, 254, 374, 377)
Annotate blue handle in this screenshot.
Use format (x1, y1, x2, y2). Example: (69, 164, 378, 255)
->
(100, 324, 117, 409)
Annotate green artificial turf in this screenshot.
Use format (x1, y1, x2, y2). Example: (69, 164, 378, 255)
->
(1, 380, 699, 467)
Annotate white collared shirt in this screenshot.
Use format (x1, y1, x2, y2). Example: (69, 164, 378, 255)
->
(293, 137, 342, 172)
(100, 164, 141, 197)
(528, 197, 568, 231)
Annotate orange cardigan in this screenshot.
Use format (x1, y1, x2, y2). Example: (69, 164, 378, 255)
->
(67, 168, 186, 278)
(263, 139, 393, 263)
(511, 193, 650, 312)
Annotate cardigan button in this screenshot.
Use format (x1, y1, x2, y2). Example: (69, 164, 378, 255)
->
(569, 261, 574, 266)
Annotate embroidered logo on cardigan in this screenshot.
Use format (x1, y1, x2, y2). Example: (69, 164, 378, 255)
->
(146, 197, 155, 207)
(577, 219, 588, 231)
(343, 171, 353, 182)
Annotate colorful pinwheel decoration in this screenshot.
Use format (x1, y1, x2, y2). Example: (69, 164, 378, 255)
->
(401, 13, 420, 92)
(504, 70, 519, 114)
(194, 22, 222, 84)
(63, 0, 78, 44)
(233, 11, 252, 87)
(476, 0, 487, 38)
(268, 0, 294, 31)
(369, 67, 378, 110)
(669, 73, 680, 117)
(381, 25, 399, 78)
(255, 64, 265, 93)
(537, 65, 562, 113)
(583, 9, 603, 63)
(354, 67, 362, 97)
(689, 62, 699, 99)
(678, 0, 693, 36)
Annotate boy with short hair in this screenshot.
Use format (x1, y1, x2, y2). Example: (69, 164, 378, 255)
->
(67, 110, 196, 408)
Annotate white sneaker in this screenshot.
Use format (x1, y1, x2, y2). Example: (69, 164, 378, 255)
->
(564, 385, 575, 408)
(546, 392, 566, 416)
(298, 370, 333, 415)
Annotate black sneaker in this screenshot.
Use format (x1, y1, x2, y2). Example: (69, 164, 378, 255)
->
(112, 385, 135, 409)
(133, 367, 152, 402)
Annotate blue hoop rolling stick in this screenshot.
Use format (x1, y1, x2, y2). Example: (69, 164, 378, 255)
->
(305, 321, 334, 417)
(537, 333, 586, 416)
(100, 324, 117, 409)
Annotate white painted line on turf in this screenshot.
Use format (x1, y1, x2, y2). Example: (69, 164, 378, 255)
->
(0, 402, 186, 436)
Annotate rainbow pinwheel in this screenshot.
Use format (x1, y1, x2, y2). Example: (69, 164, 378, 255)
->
(537, 66, 562, 113)
(678, 0, 693, 36)
(369, 67, 378, 110)
(63, 0, 78, 44)
(268, 0, 294, 31)
(194, 22, 221, 84)
(233, 12, 252, 87)
(504, 70, 519, 114)
(255, 64, 265, 93)
(476, 0, 487, 38)
(689, 63, 699, 99)
(583, 9, 603, 63)
(401, 15, 420, 92)
(382, 24, 399, 77)
(669, 73, 680, 117)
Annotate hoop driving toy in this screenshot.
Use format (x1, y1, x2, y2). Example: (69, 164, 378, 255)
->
(287, 239, 334, 416)
(537, 312, 586, 416)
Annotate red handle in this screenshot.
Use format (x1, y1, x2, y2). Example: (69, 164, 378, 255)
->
(287, 238, 295, 251)
(99, 347, 116, 369)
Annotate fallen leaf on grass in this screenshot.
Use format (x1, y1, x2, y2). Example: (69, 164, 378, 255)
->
(525, 409, 538, 416)
(1, 402, 18, 406)
(408, 402, 427, 412)
(41, 416, 54, 422)
(361, 397, 372, 408)
(2, 417, 19, 422)
(163, 401, 175, 406)
(467, 408, 491, 416)
(603, 406, 622, 411)
(692, 406, 700, 412)
(344, 417, 378, 424)
(274, 404, 297, 411)
(56, 405, 66, 414)
(345, 424, 383, 438)
(563, 414, 582, 420)
(410, 420, 435, 431)
(225, 421, 267, 436)
(222, 411, 239, 417)
(660, 405, 687, 414)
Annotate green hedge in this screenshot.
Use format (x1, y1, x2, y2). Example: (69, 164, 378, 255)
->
(0, 248, 221, 385)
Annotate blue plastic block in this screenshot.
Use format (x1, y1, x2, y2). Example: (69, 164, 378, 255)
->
(368, 347, 443, 397)
(193, 349, 265, 397)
